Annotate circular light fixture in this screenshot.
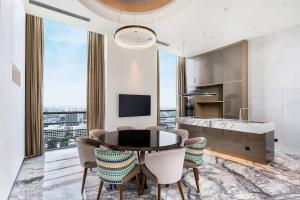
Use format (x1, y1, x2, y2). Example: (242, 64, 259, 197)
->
(114, 25, 157, 49)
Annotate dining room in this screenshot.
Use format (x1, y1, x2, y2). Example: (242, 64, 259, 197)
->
(3, 1, 300, 200)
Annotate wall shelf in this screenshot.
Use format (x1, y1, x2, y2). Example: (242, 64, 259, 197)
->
(196, 101, 224, 104)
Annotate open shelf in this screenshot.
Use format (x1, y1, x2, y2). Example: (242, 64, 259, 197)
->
(194, 84, 223, 118)
(196, 101, 224, 104)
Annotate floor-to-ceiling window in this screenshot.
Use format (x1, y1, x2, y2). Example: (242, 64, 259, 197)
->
(43, 19, 87, 150)
(159, 51, 177, 130)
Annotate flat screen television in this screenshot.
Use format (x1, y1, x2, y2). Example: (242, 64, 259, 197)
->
(119, 94, 151, 117)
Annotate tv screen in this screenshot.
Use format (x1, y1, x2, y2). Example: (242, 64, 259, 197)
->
(119, 94, 151, 117)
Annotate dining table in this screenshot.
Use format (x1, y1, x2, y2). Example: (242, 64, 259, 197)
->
(98, 129, 182, 163)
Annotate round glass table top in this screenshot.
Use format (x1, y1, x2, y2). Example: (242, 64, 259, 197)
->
(99, 130, 181, 151)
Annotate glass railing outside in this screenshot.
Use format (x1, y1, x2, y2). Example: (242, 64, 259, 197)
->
(43, 109, 176, 150)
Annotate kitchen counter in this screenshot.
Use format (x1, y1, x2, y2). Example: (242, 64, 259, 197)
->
(176, 117, 275, 164)
(176, 117, 275, 134)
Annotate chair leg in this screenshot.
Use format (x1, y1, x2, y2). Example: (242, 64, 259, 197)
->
(97, 181, 104, 200)
(141, 175, 146, 195)
(81, 168, 88, 194)
(177, 181, 185, 200)
(135, 174, 141, 195)
(193, 168, 200, 193)
(119, 184, 124, 200)
(158, 184, 161, 200)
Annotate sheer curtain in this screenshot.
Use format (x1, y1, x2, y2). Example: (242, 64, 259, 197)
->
(87, 32, 105, 134)
(25, 14, 44, 157)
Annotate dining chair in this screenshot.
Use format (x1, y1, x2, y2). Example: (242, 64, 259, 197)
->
(76, 137, 100, 193)
(95, 149, 141, 200)
(141, 148, 186, 200)
(172, 129, 189, 147)
(145, 126, 163, 131)
(89, 129, 108, 141)
(117, 126, 135, 131)
(184, 137, 207, 193)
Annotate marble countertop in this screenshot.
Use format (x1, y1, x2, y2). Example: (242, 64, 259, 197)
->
(176, 117, 275, 134)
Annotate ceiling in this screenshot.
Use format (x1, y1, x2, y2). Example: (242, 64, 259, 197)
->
(25, 0, 300, 57)
(97, 0, 173, 13)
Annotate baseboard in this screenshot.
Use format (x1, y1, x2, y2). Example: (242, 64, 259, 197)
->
(7, 158, 24, 200)
(275, 143, 300, 155)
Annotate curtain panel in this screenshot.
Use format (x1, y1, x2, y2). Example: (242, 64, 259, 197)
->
(25, 14, 44, 157)
(87, 32, 105, 135)
(176, 56, 186, 117)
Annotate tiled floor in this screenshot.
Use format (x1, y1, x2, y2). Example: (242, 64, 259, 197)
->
(9, 148, 300, 200)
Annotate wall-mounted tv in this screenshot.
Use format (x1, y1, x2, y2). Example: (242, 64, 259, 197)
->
(119, 94, 151, 117)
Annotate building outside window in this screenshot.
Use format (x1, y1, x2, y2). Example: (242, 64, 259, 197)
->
(159, 51, 177, 130)
(43, 20, 87, 150)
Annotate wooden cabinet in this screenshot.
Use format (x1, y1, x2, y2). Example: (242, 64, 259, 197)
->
(185, 40, 248, 119)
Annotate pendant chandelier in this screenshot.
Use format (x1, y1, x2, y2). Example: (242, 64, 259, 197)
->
(114, 25, 157, 49)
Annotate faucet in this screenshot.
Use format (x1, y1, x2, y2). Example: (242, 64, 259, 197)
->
(239, 108, 248, 121)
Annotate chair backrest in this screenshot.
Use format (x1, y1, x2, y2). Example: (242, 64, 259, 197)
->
(76, 137, 100, 167)
(172, 129, 189, 147)
(145, 126, 163, 132)
(89, 129, 108, 141)
(95, 149, 137, 184)
(144, 148, 186, 184)
(117, 126, 135, 131)
(185, 137, 207, 166)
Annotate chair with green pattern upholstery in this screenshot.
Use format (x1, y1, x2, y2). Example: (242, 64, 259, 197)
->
(94, 148, 141, 200)
(184, 137, 207, 193)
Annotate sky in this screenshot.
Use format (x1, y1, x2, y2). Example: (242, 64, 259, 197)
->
(159, 51, 177, 110)
(43, 19, 87, 108)
(43, 19, 177, 110)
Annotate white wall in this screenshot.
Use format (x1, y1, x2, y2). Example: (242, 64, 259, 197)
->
(0, 0, 25, 199)
(249, 25, 300, 155)
(105, 36, 157, 131)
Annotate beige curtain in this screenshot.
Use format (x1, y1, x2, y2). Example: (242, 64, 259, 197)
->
(157, 51, 160, 126)
(25, 14, 44, 157)
(176, 56, 186, 117)
(87, 32, 105, 135)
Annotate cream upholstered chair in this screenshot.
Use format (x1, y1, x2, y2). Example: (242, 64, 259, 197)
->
(184, 137, 207, 193)
(145, 126, 163, 132)
(141, 149, 186, 200)
(117, 126, 135, 131)
(89, 129, 111, 150)
(95, 149, 141, 200)
(76, 137, 100, 193)
(89, 129, 108, 141)
(172, 129, 189, 147)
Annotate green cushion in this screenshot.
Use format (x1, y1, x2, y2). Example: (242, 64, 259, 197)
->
(185, 138, 207, 166)
(95, 148, 137, 184)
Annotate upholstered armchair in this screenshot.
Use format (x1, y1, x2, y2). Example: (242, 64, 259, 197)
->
(89, 129, 108, 141)
(76, 137, 100, 193)
(117, 126, 135, 131)
(172, 129, 189, 147)
(141, 148, 186, 200)
(95, 149, 141, 200)
(184, 137, 207, 193)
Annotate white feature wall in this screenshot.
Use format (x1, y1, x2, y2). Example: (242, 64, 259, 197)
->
(249, 25, 300, 154)
(105, 36, 157, 131)
(0, 0, 26, 199)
